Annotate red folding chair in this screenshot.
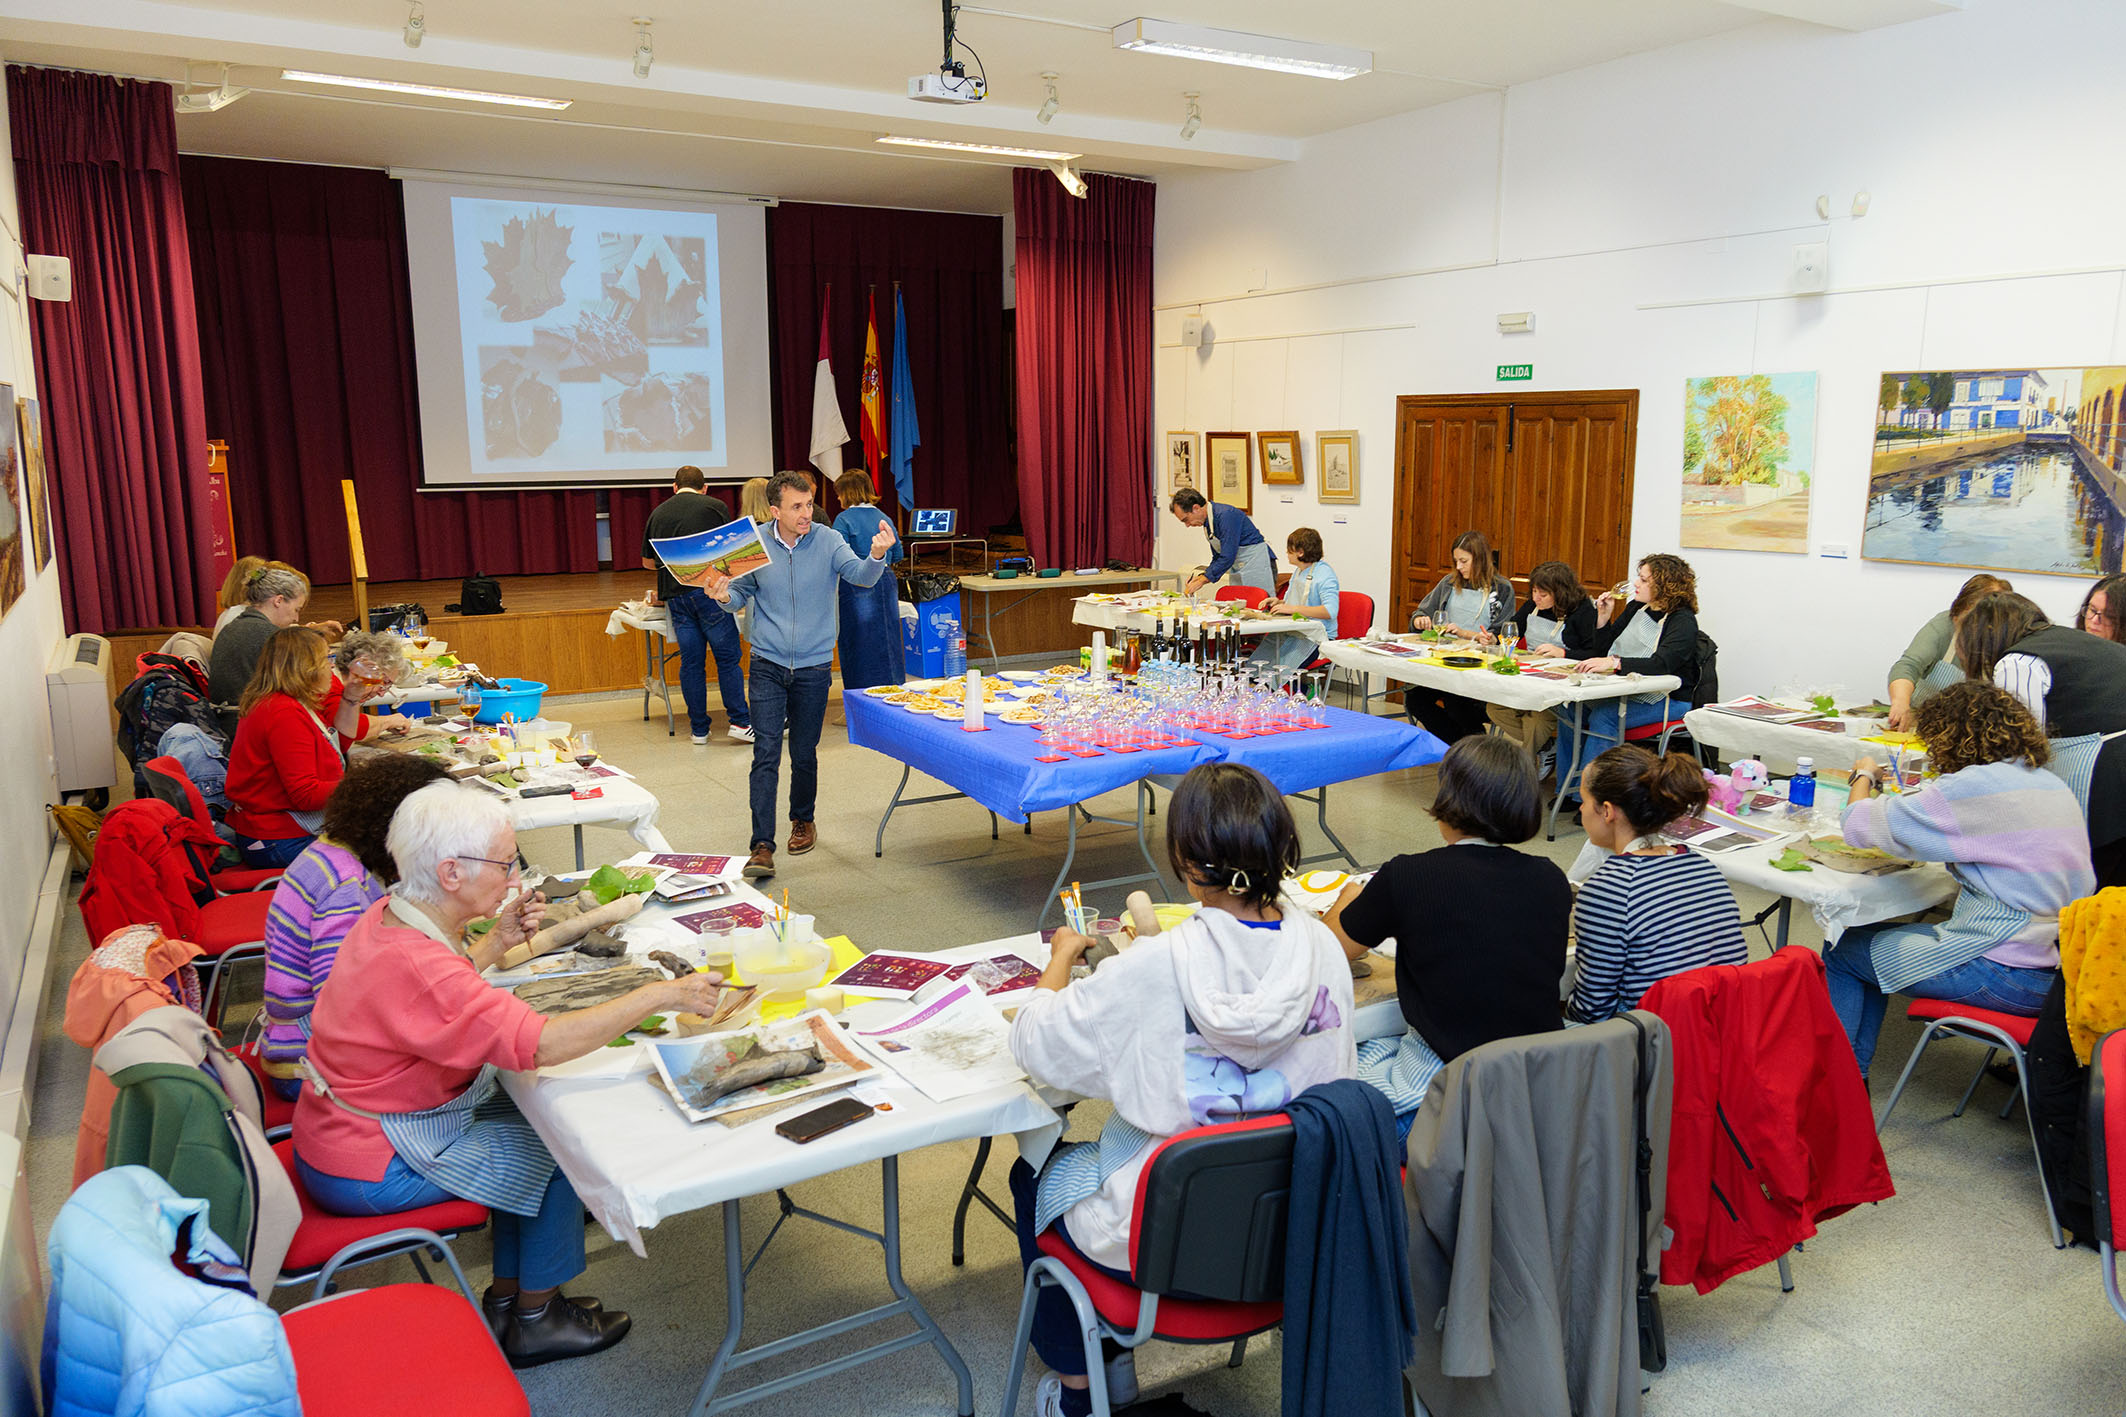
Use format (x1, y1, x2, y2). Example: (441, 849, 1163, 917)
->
(272, 1139, 491, 1304)
(2091, 1026, 2126, 1320)
(1002, 1116, 1293, 1417)
(140, 755, 285, 895)
(1877, 998, 2063, 1247)
(1213, 585, 1268, 609)
(284, 1284, 528, 1416)
(1300, 590, 1374, 707)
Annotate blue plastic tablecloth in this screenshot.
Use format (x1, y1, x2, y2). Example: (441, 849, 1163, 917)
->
(846, 695, 1444, 823)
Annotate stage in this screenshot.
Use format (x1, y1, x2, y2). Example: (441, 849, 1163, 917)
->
(103, 565, 1152, 704)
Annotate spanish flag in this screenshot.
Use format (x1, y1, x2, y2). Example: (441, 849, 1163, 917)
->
(860, 288, 885, 478)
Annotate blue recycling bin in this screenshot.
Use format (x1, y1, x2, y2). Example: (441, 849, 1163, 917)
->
(902, 591, 962, 678)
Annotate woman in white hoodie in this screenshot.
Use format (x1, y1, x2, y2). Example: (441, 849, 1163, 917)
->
(1008, 763, 1358, 1417)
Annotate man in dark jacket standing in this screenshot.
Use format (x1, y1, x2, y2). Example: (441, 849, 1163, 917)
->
(643, 465, 752, 747)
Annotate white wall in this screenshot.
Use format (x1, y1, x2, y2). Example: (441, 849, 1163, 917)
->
(1151, 0, 2124, 697)
(0, 58, 65, 1019)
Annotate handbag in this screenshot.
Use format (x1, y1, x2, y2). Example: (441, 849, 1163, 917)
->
(446, 574, 504, 616)
(1623, 1012, 1667, 1373)
(903, 570, 962, 604)
(366, 602, 428, 633)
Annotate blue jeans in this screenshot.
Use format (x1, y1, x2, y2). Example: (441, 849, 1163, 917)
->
(240, 833, 315, 869)
(1554, 697, 1673, 790)
(294, 1151, 587, 1291)
(1822, 923, 2056, 1077)
(665, 588, 750, 738)
(1009, 1158, 1131, 1378)
(748, 659, 832, 849)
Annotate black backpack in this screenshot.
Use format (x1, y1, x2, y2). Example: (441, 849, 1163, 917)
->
(1690, 631, 1721, 708)
(114, 654, 227, 788)
(447, 575, 503, 616)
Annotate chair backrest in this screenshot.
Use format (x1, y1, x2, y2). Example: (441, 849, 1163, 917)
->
(1129, 1114, 1294, 1303)
(1215, 585, 1269, 609)
(1335, 590, 1374, 641)
(2091, 1027, 2126, 1252)
(78, 800, 213, 945)
(142, 755, 214, 829)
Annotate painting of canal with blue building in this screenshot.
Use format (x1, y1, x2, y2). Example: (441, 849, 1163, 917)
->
(1865, 367, 2126, 576)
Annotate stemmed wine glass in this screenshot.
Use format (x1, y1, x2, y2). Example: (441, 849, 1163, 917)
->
(571, 731, 599, 772)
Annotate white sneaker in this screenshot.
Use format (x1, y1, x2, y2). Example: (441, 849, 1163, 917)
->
(690, 733, 709, 746)
(1034, 1376, 1066, 1417)
(1537, 744, 1557, 781)
(727, 724, 756, 743)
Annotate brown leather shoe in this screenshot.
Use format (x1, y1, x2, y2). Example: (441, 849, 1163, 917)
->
(787, 820, 817, 855)
(743, 843, 775, 878)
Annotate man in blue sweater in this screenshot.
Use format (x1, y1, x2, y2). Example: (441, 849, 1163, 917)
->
(1168, 488, 1277, 597)
(706, 470, 897, 878)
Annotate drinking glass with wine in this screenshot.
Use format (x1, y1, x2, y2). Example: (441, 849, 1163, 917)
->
(571, 732, 599, 772)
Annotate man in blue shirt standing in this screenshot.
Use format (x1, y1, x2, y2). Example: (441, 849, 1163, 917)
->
(1168, 488, 1277, 597)
(705, 470, 897, 879)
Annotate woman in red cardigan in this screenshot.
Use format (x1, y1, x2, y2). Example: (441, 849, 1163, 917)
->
(225, 628, 384, 867)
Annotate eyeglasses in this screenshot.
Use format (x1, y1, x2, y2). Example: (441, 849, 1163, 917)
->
(455, 855, 522, 878)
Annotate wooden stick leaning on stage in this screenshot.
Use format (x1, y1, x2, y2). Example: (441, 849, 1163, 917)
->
(341, 478, 369, 631)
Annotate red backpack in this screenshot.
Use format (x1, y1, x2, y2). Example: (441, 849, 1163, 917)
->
(77, 800, 222, 948)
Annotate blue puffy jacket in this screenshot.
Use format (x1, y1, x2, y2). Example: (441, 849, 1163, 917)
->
(43, 1167, 298, 1417)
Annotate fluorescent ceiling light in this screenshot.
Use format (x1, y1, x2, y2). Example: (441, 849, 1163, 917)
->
(279, 70, 572, 110)
(1111, 18, 1370, 80)
(876, 135, 1080, 162)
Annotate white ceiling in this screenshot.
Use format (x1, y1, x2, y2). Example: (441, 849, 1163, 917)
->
(0, 0, 1964, 213)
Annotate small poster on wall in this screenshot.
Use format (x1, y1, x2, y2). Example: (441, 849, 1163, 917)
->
(1206, 431, 1251, 513)
(1165, 431, 1198, 496)
(0, 382, 21, 622)
(1863, 366, 2126, 576)
(1317, 430, 1358, 505)
(1680, 372, 1816, 555)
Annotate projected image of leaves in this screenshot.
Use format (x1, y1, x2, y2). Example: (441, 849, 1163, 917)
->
(605, 371, 716, 454)
(480, 347, 564, 458)
(600, 233, 708, 346)
(536, 307, 648, 385)
(482, 209, 574, 322)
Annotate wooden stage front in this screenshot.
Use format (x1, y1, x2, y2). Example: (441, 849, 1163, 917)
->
(106, 567, 1136, 703)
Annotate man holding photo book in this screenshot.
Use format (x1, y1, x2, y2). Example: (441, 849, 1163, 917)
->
(702, 469, 897, 879)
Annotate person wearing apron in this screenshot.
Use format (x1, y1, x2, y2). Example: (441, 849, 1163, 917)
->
(1406, 530, 1517, 744)
(1169, 488, 1278, 598)
(222, 627, 387, 868)
(1885, 573, 2014, 732)
(831, 470, 907, 691)
(292, 782, 726, 1368)
(1556, 554, 1703, 798)
(1487, 561, 1601, 763)
(1258, 528, 1340, 672)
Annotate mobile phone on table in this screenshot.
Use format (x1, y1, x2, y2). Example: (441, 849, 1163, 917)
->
(774, 1097, 875, 1144)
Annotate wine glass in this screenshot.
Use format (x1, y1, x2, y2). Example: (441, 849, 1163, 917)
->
(571, 731, 599, 771)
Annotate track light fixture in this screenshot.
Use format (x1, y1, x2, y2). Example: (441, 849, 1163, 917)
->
(403, 2, 425, 48)
(1050, 161, 1088, 199)
(1037, 71, 1060, 125)
(632, 18, 654, 80)
(1179, 91, 1202, 141)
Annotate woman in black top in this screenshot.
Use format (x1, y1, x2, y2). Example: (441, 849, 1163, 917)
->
(1487, 561, 1600, 764)
(1555, 552, 1703, 798)
(1326, 735, 1571, 1144)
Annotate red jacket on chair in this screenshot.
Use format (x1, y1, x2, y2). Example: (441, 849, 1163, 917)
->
(1638, 947, 1893, 1294)
(77, 800, 221, 947)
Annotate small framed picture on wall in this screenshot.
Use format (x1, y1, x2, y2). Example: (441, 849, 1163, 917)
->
(1206, 431, 1252, 513)
(1258, 430, 1302, 486)
(1317, 430, 1358, 504)
(1165, 431, 1199, 496)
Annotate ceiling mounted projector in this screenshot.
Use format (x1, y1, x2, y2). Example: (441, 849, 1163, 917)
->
(173, 62, 249, 114)
(911, 0, 986, 103)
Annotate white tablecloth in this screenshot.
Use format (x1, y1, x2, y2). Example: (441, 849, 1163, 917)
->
(1071, 598, 1320, 641)
(605, 602, 672, 639)
(1321, 637, 1683, 713)
(1682, 707, 1918, 775)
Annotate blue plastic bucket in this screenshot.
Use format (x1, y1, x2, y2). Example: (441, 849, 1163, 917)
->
(460, 677, 548, 725)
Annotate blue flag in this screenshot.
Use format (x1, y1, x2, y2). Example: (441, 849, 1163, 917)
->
(888, 286, 920, 508)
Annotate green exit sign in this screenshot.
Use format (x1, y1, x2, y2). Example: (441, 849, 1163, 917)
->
(1497, 364, 1533, 382)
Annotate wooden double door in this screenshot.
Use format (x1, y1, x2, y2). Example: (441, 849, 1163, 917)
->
(1388, 391, 1639, 632)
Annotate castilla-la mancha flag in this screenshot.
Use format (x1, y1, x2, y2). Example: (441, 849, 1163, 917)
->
(809, 291, 849, 481)
(859, 289, 885, 477)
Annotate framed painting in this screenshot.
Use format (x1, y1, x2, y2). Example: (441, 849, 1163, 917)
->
(1681, 372, 1815, 555)
(1206, 431, 1251, 513)
(17, 398, 50, 571)
(0, 382, 20, 622)
(1317, 430, 1358, 504)
(1165, 431, 1199, 497)
(1258, 430, 1302, 486)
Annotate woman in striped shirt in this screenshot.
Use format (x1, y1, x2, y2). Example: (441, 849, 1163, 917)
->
(1822, 682, 2094, 1079)
(1568, 746, 1747, 1023)
(259, 753, 451, 1098)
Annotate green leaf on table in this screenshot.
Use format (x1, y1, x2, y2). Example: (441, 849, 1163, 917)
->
(1810, 693, 1837, 715)
(1770, 847, 1813, 872)
(585, 863, 630, 904)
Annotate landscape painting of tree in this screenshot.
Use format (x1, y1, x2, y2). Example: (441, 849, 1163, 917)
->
(1681, 372, 1816, 554)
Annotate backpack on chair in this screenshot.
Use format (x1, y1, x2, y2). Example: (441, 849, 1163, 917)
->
(115, 654, 227, 795)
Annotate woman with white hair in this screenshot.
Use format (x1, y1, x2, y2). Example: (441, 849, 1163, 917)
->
(292, 782, 725, 1369)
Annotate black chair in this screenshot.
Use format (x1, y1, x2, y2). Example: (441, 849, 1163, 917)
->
(1001, 1115, 1295, 1417)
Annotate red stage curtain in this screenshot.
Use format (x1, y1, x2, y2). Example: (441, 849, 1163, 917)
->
(767, 203, 1012, 532)
(9, 67, 217, 632)
(181, 155, 618, 588)
(1010, 170, 1155, 571)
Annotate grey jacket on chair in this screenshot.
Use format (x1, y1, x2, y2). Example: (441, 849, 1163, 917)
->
(1404, 1012, 1674, 1417)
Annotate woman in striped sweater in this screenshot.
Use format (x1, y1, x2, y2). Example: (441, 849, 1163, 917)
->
(1823, 681, 2095, 1079)
(1568, 745, 1747, 1023)
(259, 754, 451, 1098)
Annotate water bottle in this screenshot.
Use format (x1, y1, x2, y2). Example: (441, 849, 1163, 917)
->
(942, 614, 967, 678)
(1789, 756, 1816, 809)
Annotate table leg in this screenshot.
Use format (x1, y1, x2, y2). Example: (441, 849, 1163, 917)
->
(690, 1200, 749, 1417)
(950, 1136, 1013, 1266)
(876, 764, 913, 858)
(1037, 808, 1083, 929)
(1546, 701, 1584, 842)
(573, 825, 585, 872)
(1292, 783, 1362, 871)
(984, 588, 999, 670)
(1776, 899, 1792, 951)
(642, 628, 655, 724)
